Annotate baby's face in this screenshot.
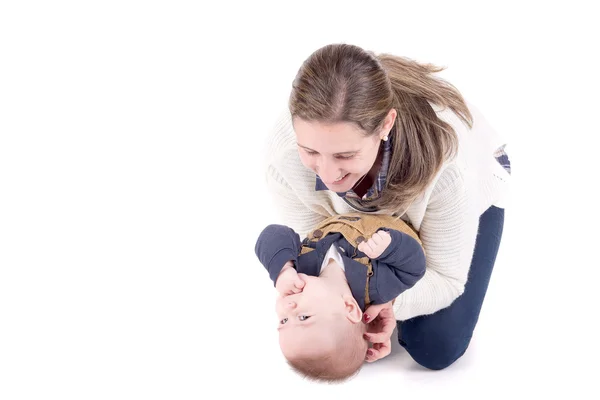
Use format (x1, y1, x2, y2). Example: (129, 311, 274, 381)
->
(276, 273, 348, 357)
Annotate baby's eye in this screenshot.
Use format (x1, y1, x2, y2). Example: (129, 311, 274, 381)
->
(280, 318, 288, 325)
(298, 315, 311, 321)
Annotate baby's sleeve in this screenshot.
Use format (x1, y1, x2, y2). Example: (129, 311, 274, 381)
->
(371, 229, 426, 303)
(254, 224, 303, 284)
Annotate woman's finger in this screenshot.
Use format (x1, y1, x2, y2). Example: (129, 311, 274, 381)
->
(362, 303, 385, 323)
(374, 341, 391, 358)
(380, 311, 396, 333)
(365, 341, 391, 363)
(363, 332, 389, 344)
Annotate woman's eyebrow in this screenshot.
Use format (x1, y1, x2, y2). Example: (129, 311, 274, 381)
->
(296, 143, 314, 151)
(297, 143, 359, 155)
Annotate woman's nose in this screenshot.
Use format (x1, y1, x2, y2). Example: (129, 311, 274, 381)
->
(316, 160, 340, 183)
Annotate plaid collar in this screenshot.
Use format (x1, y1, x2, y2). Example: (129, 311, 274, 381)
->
(315, 136, 392, 201)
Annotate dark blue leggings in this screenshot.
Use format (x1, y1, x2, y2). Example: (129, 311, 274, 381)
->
(397, 205, 505, 370)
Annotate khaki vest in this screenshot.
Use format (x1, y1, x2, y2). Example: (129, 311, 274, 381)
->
(300, 213, 422, 305)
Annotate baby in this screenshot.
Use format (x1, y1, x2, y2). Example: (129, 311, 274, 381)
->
(254, 213, 426, 382)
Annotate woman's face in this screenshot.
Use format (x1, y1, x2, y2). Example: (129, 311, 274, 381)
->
(293, 112, 395, 193)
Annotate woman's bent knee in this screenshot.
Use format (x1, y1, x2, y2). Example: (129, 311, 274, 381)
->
(402, 338, 470, 370)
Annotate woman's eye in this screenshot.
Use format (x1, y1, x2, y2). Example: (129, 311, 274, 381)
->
(280, 318, 288, 324)
(305, 150, 318, 156)
(298, 315, 311, 321)
(335, 154, 355, 160)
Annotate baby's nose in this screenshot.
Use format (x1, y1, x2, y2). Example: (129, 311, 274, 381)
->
(285, 301, 297, 310)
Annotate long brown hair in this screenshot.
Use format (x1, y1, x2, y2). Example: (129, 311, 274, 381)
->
(288, 43, 473, 212)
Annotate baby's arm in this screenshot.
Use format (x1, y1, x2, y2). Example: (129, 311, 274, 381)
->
(254, 224, 303, 285)
(360, 228, 426, 303)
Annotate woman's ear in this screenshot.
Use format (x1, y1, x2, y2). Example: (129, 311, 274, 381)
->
(342, 294, 363, 324)
(381, 108, 397, 139)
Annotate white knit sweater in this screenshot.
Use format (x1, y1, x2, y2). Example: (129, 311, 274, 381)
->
(262, 102, 511, 321)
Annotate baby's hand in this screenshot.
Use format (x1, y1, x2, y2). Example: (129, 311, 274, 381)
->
(357, 230, 392, 259)
(275, 261, 305, 296)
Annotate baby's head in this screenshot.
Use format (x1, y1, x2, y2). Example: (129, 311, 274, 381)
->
(275, 272, 368, 382)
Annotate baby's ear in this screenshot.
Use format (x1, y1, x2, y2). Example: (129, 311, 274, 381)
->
(342, 294, 363, 324)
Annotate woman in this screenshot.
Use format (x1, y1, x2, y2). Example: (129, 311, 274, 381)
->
(263, 43, 511, 370)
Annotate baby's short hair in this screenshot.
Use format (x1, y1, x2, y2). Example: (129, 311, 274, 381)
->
(285, 322, 367, 382)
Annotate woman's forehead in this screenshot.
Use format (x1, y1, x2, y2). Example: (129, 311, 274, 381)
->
(293, 119, 369, 151)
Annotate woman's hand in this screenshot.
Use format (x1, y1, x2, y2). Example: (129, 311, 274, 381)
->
(362, 300, 395, 363)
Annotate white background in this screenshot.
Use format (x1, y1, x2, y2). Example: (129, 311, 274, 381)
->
(1, 1, 598, 399)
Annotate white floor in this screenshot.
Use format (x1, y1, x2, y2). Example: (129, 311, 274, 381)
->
(1, 2, 598, 399)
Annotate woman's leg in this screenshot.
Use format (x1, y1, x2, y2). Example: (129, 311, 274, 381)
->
(397, 205, 505, 370)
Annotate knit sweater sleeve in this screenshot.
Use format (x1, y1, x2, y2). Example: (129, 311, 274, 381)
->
(266, 163, 327, 239)
(392, 164, 480, 321)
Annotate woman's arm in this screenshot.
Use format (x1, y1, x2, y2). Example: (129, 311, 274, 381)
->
(263, 111, 327, 239)
(393, 164, 480, 321)
(265, 163, 326, 239)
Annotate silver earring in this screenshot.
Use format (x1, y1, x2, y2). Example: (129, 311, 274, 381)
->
(382, 135, 388, 141)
